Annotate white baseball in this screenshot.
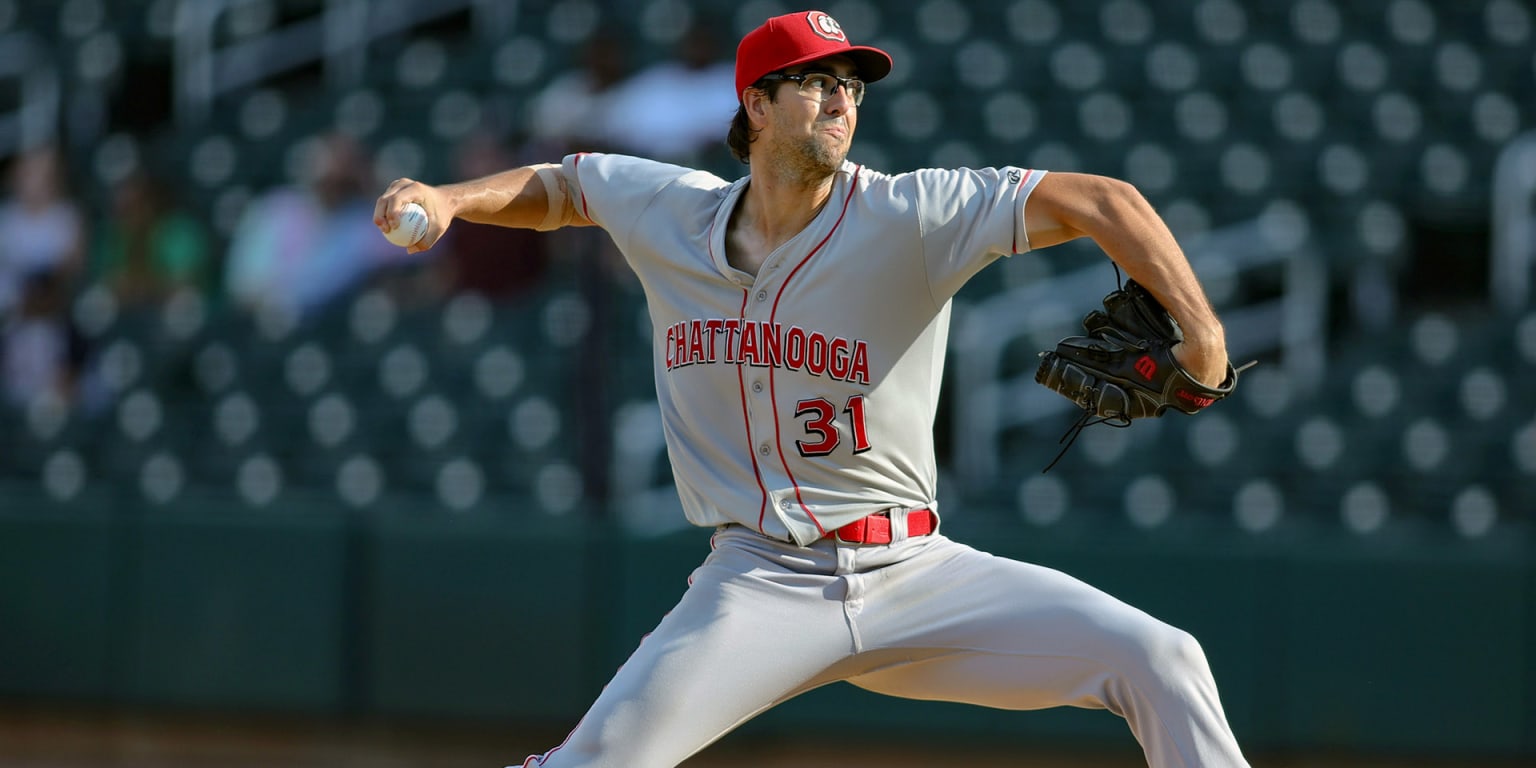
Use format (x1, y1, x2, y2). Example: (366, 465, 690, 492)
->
(383, 202, 429, 247)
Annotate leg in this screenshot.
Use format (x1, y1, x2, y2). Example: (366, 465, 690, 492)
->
(520, 529, 855, 768)
(843, 538, 1248, 768)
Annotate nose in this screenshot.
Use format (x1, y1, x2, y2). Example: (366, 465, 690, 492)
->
(824, 83, 854, 115)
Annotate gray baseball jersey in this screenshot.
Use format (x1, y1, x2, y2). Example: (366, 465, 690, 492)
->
(520, 154, 1251, 768)
(561, 152, 1044, 545)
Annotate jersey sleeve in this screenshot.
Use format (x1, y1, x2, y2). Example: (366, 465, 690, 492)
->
(913, 166, 1047, 303)
(559, 153, 696, 249)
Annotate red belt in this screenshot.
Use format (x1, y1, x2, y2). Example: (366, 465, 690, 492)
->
(830, 509, 936, 544)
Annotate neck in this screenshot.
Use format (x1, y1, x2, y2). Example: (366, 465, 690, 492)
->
(741, 159, 839, 245)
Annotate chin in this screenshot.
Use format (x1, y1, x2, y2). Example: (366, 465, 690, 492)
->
(811, 138, 849, 169)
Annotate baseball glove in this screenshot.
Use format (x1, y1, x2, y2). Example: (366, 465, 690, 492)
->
(1035, 277, 1243, 470)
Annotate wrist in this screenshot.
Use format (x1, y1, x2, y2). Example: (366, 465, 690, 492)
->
(1172, 337, 1229, 388)
(1180, 325, 1226, 356)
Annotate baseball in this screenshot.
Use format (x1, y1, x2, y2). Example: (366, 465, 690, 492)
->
(383, 202, 428, 247)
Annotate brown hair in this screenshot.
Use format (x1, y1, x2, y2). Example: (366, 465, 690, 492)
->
(725, 80, 783, 164)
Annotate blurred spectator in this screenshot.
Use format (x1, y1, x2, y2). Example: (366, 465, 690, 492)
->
(223, 133, 407, 318)
(429, 129, 551, 302)
(603, 16, 737, 167)
(2, 267, 86, 408)
(90, 167, 212, 310)
(525, 27, 631, 155)
(0, 145, 87, 410)
(0, 145, 85, 320)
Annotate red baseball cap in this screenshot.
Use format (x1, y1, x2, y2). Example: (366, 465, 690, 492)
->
(734, 10, 893, 102)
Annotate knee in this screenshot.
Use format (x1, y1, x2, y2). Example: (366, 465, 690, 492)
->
(1103, 614, 1211, 683)
(1137, 622, 1214, 682)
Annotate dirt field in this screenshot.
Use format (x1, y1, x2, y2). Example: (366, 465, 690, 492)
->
(1, 706, 1529, 768)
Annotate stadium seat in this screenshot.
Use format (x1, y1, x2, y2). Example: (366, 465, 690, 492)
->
(1446, 483, 1500, 540)
(1336, 479, 1395, 536)
(331, 452, 389, 511)
(1229, 477, 1287, 534)
(1012, 472, 1073, 529)
(1512, 311, 1536, 372)
(6, 0, 1528, 552)
(231, 451, 287, 509)
(1455, 366, 1509, 422)
(1004, 0, 1067, 45)
(0, 395, 96, 480)
(385, 391, 470, 493)
(182, 389, 273, 486)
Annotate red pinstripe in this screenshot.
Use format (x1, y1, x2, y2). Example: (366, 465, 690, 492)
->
(1011, 168, 1038, 254)
(523, 530, 733, 765)
(572, 153, 593, 220)
(523, 715, 581, 766)
(522, 618, 673, 766)
(708, 212, 772, 533)
(736, 290, 772, 533)
(766, 167, 862, 536)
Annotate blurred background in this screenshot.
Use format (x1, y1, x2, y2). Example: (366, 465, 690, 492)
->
(0, 0, 1533, 765)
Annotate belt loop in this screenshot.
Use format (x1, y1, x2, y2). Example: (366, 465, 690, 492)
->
(889, 507, 909, 542)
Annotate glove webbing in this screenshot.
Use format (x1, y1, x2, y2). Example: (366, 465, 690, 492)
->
(1041, 263, 1133, 474)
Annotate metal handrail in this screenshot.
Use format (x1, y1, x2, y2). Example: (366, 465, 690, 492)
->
(950, 215, 1328, 488)
(1491, 131, 1536, 314)
(0, 31, 61, 158)
(174, 0, 498, 127)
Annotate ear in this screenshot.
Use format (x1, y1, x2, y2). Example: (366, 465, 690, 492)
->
(741, 87, 771, 129)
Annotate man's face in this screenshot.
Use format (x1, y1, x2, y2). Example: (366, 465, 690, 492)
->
(761, 55, 860, 176)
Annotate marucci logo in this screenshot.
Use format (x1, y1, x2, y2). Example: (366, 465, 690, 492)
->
(665, 318, 872, 384)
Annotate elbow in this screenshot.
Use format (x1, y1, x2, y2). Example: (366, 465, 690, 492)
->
(1079, 175, 1167, 240)
(1087, 175, 1151, 218)
(1026, 172, 1155, 249)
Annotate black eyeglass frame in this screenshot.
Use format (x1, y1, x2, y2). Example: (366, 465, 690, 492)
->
(757, 72, 866, 106)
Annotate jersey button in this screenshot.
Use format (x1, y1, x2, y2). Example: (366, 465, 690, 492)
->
(779, 500, 792, 511)
(756, 290, 767, 302)
(752, 381, 763, 393)
(759, 442, 771, 456)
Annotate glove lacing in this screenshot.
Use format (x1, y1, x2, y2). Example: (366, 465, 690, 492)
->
(1042, 407, 1131, 474)
(1040, 262, 1131, 474)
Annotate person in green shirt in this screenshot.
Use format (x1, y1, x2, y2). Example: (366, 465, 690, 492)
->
(92, 168, 210, 308)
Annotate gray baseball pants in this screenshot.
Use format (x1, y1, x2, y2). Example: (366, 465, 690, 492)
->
(519, 513, 1249, 768)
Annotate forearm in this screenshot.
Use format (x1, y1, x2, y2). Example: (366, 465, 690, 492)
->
(1088, 187, 1225, 352)
(1025, 173, 1228, 383)
(444, 166, 549, 229)
(375, 163, 588, 254)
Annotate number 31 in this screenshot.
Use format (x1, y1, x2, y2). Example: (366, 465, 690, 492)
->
(794, 395, 871, 456)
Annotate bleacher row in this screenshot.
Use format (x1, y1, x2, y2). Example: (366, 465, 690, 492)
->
(2, 0, 1532, 538)
(12, 0, 1530, 236)
(0, 285, 598, 518)
(987, 309, 1536, 539)
(1, 279, 1532, 541)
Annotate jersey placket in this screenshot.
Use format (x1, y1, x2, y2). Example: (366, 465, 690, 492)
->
(738, 261, 801, 536)
(727, 167, 861, 543)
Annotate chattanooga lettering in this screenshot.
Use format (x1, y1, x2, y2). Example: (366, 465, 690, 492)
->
(665, 318, 871, 384)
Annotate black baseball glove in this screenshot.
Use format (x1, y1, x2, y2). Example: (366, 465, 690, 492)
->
(1035, 278, 1243, 470)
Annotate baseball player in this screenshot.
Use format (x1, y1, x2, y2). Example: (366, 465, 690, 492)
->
(374, 10, 1249, 768)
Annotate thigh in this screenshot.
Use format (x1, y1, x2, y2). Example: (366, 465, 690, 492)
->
(529, 530, 854, 768)
(847, 538, 1189, 712)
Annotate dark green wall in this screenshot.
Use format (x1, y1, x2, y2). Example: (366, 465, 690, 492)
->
(1, 488, 1530, 758)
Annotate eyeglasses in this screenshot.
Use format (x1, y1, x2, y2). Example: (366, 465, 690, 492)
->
(759, 72, 865, 106)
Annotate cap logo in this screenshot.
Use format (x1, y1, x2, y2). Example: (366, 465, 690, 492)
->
(806, 11, 847, 42)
